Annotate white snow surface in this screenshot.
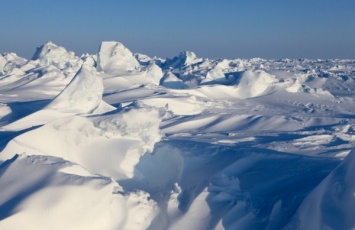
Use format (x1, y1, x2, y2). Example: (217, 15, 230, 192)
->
(97, 41, 140, 72)
(1, 41, 355, 230)
(45, 63, 104, 113)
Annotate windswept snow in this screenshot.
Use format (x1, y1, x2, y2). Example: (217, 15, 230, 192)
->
(234, 70, 279, 98)
(46, 64, 104, 113)
(1, 41, 355, 230)
(97, 41, 140, 72)
(32, 41, 78, 70)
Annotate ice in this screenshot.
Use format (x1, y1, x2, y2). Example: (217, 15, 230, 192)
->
(145, 62, 164, 85)
(164, 51, 203, 68)
(1, 53, 27, 75)
(0, 154, 158, 230)
(288, 149, 355, 229)
(97, 41, 140, 73)
(1, 41, 355, 230)
(0, 55, 6, 75)
(31, 41, 78, 70)
(135, 53, 152, 66)
(45, 63, 104, 113)
(234, 70, 279, 98)
(160, 71, 188, 89)
(0, 103, 11, 119)
(1, 105, 163, 180)
(201, 66, 226, 84)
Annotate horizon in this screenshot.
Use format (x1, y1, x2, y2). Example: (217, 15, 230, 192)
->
(1, 0, 355, 60)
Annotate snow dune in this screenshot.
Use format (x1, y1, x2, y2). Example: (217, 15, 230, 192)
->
(1, 41, 355, 229)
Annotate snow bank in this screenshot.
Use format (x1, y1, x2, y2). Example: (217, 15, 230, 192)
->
(94, 106, 163, 152)
(288, 149, 355, 230)
(165, 51, 202, 68)
(141, 95, 203, 115)
(1, 53, 27, 75)
(2, 41, 355, 230)
(160, 72, 188, 89)
(0, 103, 11, 119)
(1, 105, 163, 179)
(0, 154, 158, 230)
(235, 70, 279, 98)
(145, 62, 164, 85)
(31, 41, 78, 69)
(135, 53, 152, 65)
(97, 41, 140, 72)
(0, 55, 5, 75)
(201, 66, 226, 84)
(45, 64, 103, 113)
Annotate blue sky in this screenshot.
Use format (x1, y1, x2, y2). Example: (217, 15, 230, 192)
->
(1, 0, 355, 59)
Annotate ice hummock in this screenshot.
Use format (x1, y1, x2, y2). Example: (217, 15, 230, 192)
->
(97, 41, 140, 72)
(45, 63, 104, 113)
(1, 41, 355, 230)
(145, 62, 164, 85)
(234, 70, 279, 98)
(288, 149, 355, 230)
(164, 51, 203, 68)
(160, 71, 188, 89)
(31, 41, 78, 69)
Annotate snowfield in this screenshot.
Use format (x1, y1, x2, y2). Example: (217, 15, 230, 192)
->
(0, 41, 355, 230)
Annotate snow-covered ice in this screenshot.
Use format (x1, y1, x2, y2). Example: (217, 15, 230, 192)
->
(1, 41, 355, 229)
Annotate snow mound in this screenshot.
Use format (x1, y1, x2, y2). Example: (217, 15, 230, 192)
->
(97, 41, 140, 72)
(45, 64, 103, 113)
(0, 55, 6, 75)
(201, 66, 226, 84)
(235, 70, 279, 98)
(0, 154, 158, 230)
(160, 72, 188, 89)
(135, 53, 152, 65)
(141, 95, 203, 115)
(1, 106, 163, 179)
(0, 103, 11, 119)
(286, 81, 313, 93)
(145, 62, 164, 85)
(31, 41, 77, 69)
(94, 106, 163, 152)
(288, 149, 355, 230)
(1, 53, 27, 75)
(165, 51, 203, 68)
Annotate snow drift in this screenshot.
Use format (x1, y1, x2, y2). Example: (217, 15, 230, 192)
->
(97, 41, 140, 72)
(1, 41, 355, 230)
(45, 64, 104, 113)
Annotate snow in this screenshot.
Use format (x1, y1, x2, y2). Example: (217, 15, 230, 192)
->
(31, 41, 78, 70)
(1, 41, 355, 229)
(164, 51, 203, 68)
(0, 55, 6, 75)
(287, 149, 355, 229)
(145, 62, 164, 85)
(201, 66, 226, 84)
(45, 64, 104, 113)
(160, 72, 188, 89)
(97, 41, 140, 72)
(234, 70, 279, 98)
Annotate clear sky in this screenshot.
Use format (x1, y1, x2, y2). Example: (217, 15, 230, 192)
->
(1, 0, 355, 59)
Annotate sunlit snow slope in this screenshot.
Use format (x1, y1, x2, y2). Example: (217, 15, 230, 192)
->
(1, 41, 355, 230)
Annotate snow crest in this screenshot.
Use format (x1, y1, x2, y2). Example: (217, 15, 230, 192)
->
(32, 41, 78, 70)
(97, 41, 140, 72)
(288, 149, 355, 230)
(235, 70, 279, 98)
(94, 106, 163, 152)
(46, 64, 104, 113)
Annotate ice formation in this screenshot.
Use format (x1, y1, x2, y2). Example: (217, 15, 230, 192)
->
(0, 41, 355, 230)
(46, 64, 104, 113)
(97, 41, 140, 72)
